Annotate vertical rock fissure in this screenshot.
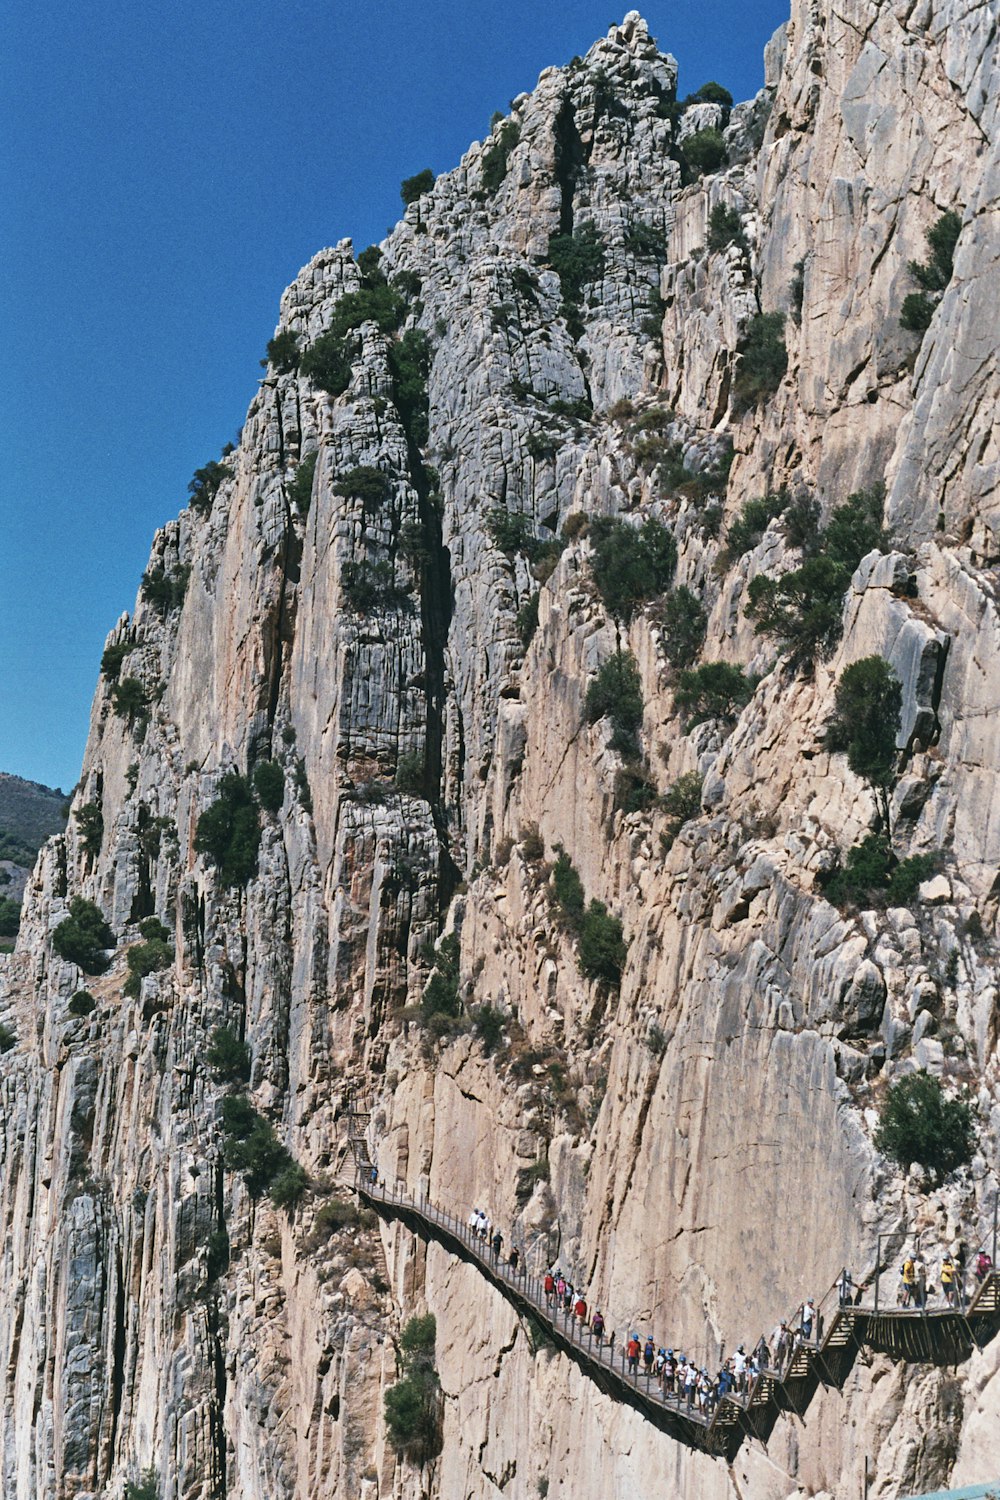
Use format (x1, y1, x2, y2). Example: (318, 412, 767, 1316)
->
(553, 93, 584, 235)
(104, 1246, 127, 1484)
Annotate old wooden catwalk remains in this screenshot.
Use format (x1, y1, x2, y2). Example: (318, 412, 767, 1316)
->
(342, 1097, 1000, 1463)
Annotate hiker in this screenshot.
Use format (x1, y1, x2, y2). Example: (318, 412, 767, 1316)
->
(901, 1254, 916, 1307)
(544, 1270, 555, 1305)
(941, 1252, 957, 1308)
(370, 1163, 378, 1185)
(914, 1254, 927, 1310)
(643, 1336, 655, 1375)
(662, 1350, 675, 1395)
(574, 1293, 588, 1324)
(491, 1228, 503, 1260)
(627, 1334, 640, 1375)
(508, 1245, 520, 1273)
(684, 1360, 697, 1408)
(556, 1274, 567, 1303)
(591, 1310, 605, 1344)
(468, 1207, 480, 1236)
(801, 1299, 816, 1342)
(774, 1323, 790, 1371)
(839, 1267, 854, 1307)
(975, 1249, 994, 1282)
(563, 1282, 574, 1315)
(732, 1345, 747, 1393)
(755, 1334, 770, 1368)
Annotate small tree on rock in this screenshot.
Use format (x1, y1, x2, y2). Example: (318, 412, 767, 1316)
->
(874, 1072, 974, 1182)
(826, 656, 901, 829)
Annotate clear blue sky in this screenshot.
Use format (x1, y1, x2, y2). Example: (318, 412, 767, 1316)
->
(2, 0, 789, 792)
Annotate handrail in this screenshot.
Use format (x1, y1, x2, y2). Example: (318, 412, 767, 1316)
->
(351, 1164, 1000, 1462)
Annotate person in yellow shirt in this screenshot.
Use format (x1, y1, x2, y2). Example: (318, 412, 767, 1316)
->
(940, 1253, 957, 1308)
(901, 1256, 916, 1307)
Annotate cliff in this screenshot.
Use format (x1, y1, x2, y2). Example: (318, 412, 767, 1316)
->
(1, 6, 998, 1499)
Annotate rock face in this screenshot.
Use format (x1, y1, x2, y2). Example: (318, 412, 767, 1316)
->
(1, 7, 999, 1500)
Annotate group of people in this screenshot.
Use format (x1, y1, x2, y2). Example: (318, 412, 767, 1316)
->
(896, 1246, 993, 1310)
(537, 1268, 822, 1419)
(461, 1196, 996, 1422)
(467, 1207, 522, 1274)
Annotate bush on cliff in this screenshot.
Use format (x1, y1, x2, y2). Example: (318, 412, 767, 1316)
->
(222, 1094, 307, 1205)
(874, 1072, 974, 1181)
(288, 452, 318, 515)
(299, 331, 353, 397)
(674, 662, 753, 730)
(655, 586, 707, 669)
(206, 1025, 251, 1082)
(826, 656, 901, 828)
(252, 759, 285, 814)
(188, 460, 233, 515)
(585, 651, 644, 756)
(194, 772, 261, 887)
(52, 896, 115, 974)
(385, 1314, 443, 1464)
(746, 486, 890, 662)
(681, 128, 727, 177)
(400, 169, 435, 205)
(589, 517, 677, 621)
(732, 312, 787, 413)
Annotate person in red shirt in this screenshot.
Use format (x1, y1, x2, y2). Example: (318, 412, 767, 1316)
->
(574, 1294, 587, 1323)
(627, 1335, 641, 1374)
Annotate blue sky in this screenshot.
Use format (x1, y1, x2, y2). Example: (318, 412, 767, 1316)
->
(2, 0, 789, 792)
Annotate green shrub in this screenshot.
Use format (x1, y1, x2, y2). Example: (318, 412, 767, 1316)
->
(420, 933, 461, 1024)
(656, 587, 707, 669)
(823, 836, 937, 909)
(400, 169, 434, 205)
(110, 677, 150, 727)
(874, 1072, 974, 1181)
(206, 1025, 251, 1082)
(789, 260, 805, 324)
(385, 1315, 442, 1463)
(624, 221, 663, 259)
(0, 897, 21, 937)
(188, 460, 233, 515)
(125, 1469, 159, 1500)
(614, 765, 657, 814)
(585, 651, 644, 756)
(517, 591, 540, 648)
(516, 1154, 550, 1201)
(689, 81, 733, 107)
(206, 1228, 230, 1280)
(388, 329, 431, 446)
(300, 331, 353, 396)
(732, 312, 787, 413)
(909, 210, 961, 292)
(52, 896, 115, 973)
(660, 772, 703, 849)
(74, 803, 103, 859)
(826, 657, 901, 827)
(395, 751, 424, 796)
(222, 1094, 302, 1201)
(900, 293, 934, 333)
(674, 662, 753, 730)
(100, 639, 131, 680)
(481, 121, 520, 193)
(342, 560, 405, 612)
(141, 563, 190, 615)
(707, 203, 745, 253)
(356, 244, 383, 281)
(270, 1163, 310, 1210)
(747, 486, 890, 661)
(783, 493, 821, 552)
(551, 851, 585, 927)
(289, 452, 318, 515)
(68, 989, 96, 1016)
(589, 517, 676, 620)
(548, 223, 605, 337)
(641, 287, 666, 341)
(252, 760, 285, 813)
(487, 510, 536, 557)
(578, 901, 626, 987)
(262, 330, 300, 373)
(471, 1003, 505, 1055)
(329, 283, 405, 340)
(725, 491, 788, 558)
(123, 934, 173, 998)
(194, 772, 261, 887)
(681, 128, 727, 177)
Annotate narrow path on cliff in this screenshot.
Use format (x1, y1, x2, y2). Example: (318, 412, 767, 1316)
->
(342, 1098, 1000, 1463)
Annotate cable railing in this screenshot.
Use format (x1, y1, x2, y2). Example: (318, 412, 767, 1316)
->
(342, 1100, 1000, 1460)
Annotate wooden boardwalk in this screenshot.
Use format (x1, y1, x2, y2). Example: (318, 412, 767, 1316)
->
(343, 1097, 1000, 1462)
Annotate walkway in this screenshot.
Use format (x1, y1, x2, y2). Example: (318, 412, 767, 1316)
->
(342, 1097, 1000, 1463)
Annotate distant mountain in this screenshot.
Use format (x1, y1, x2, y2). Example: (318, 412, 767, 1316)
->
(0, 774, 68, 926)
(0, 772, 67, 865)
